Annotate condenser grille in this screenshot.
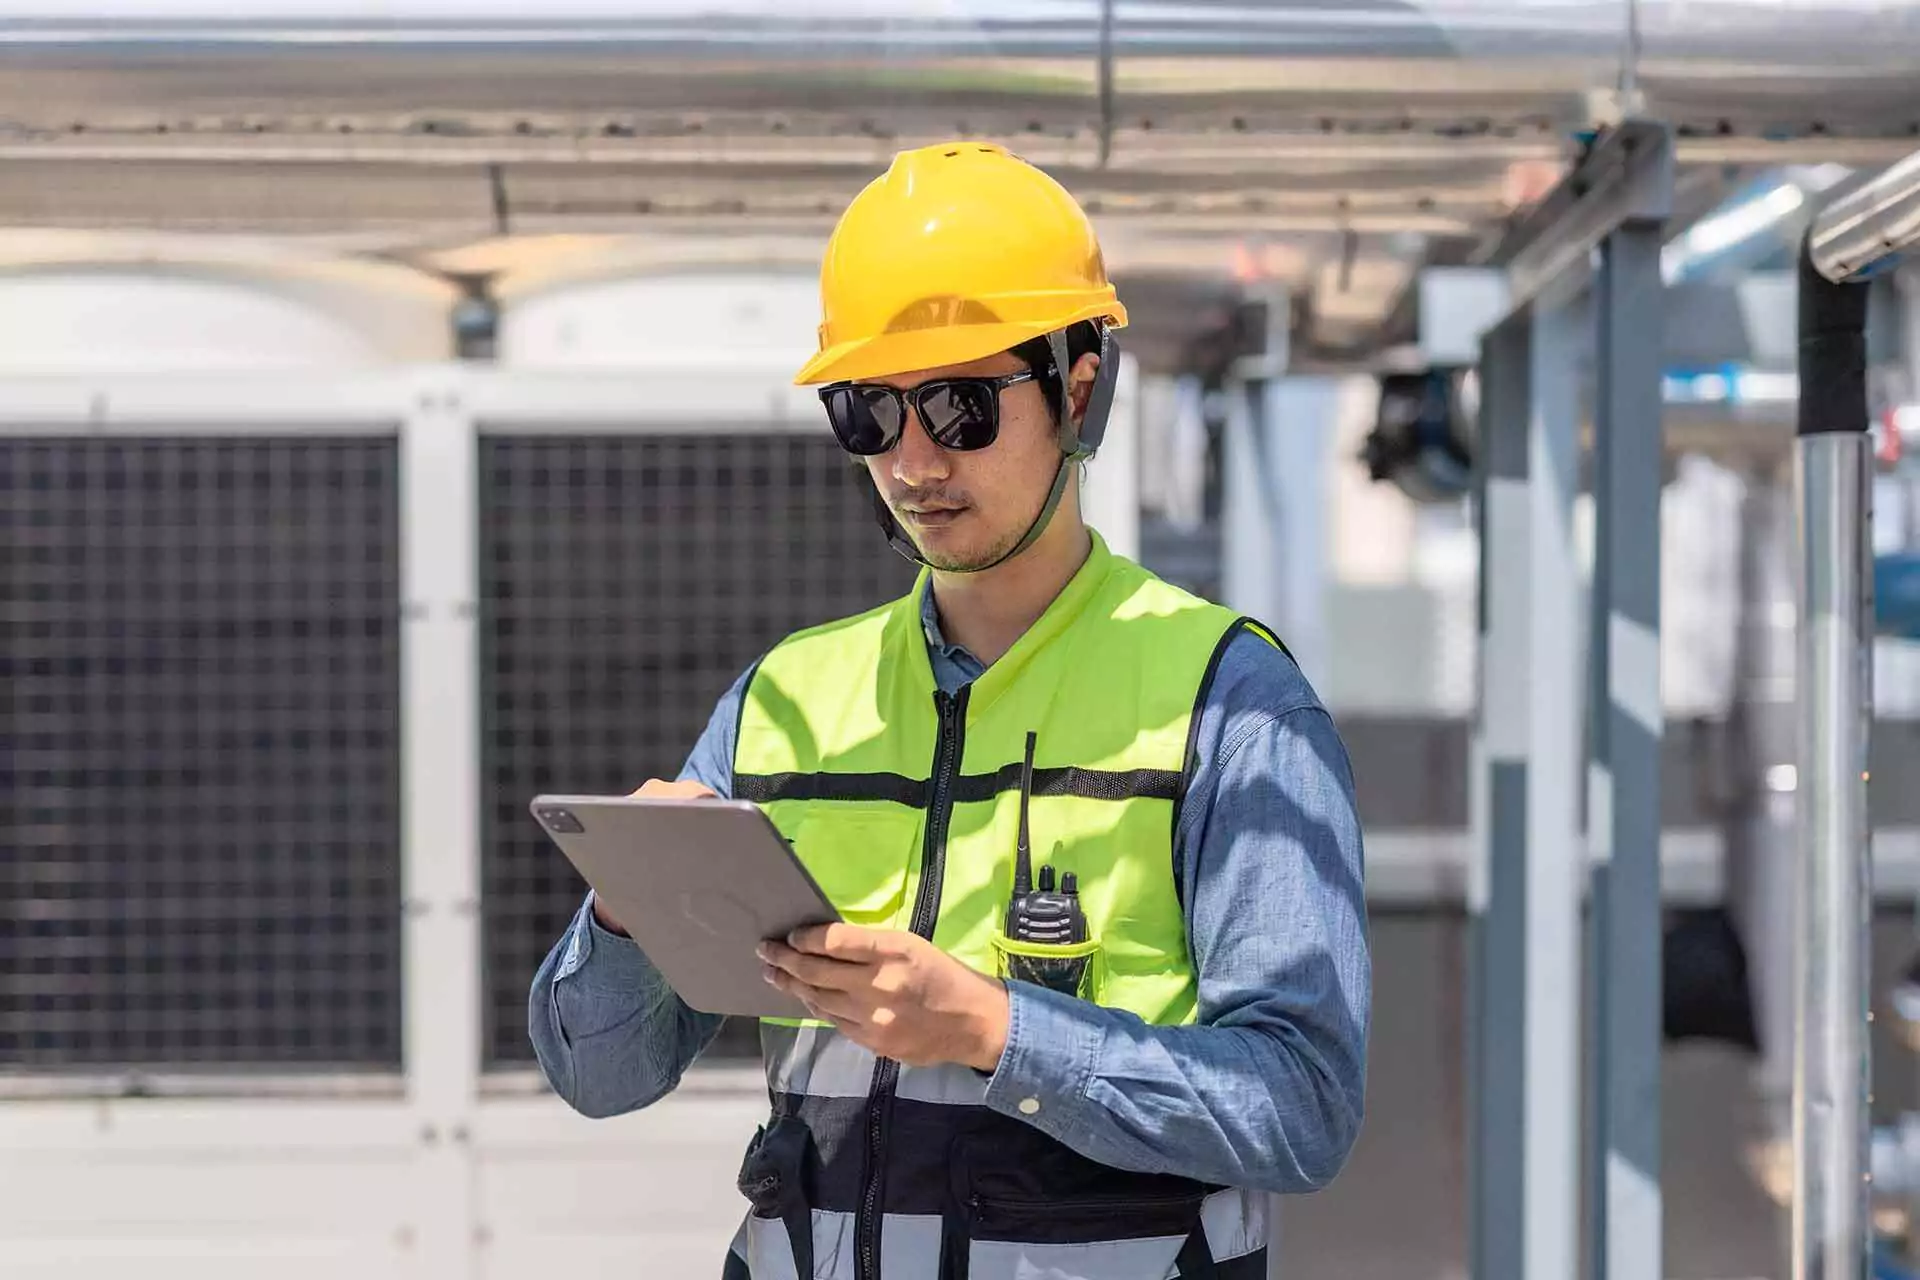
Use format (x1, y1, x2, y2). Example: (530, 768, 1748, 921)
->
(479, 431, 917, 1066)
(0, 434, 404, 1073)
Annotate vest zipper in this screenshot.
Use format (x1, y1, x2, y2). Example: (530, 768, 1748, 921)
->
(855, 685, 969, 1280)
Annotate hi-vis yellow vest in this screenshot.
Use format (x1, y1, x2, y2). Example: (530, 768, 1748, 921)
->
(727, 533, 1275, 1280)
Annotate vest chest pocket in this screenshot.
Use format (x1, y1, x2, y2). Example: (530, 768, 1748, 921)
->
(789, 807, 924, 931)
(989, 930, 1104, 1003)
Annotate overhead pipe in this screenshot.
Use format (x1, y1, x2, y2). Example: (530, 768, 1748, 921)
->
(1, 2, 1918, 150)
(1809, 150, 1920, 284)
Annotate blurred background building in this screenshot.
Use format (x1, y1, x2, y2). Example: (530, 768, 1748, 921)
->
(2, 3, 1920, 1278)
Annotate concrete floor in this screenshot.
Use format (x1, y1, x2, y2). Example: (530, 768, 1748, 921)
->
(1281, 913, 1785, 1280)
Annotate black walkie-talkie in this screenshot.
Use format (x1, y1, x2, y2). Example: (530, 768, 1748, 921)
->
(1007, 862, 1088, 947)
(1005, 732, 1090, 996)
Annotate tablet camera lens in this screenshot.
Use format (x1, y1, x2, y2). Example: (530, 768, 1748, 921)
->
(539, 807, 584, 834)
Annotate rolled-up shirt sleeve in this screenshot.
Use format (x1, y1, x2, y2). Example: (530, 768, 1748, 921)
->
(526, 660, 753, 1117)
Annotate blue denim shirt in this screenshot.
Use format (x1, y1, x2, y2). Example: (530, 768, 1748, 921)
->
(529, 583, 1370, 1194)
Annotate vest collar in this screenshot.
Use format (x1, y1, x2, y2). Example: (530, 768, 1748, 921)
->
(905, 530, 1116, 720)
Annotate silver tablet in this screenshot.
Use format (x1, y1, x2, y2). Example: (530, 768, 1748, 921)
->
(530, 794, 842, 1020)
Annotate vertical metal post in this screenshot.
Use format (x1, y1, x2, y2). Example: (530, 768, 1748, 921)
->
(1794, 239, 1875, 1280)
(1903, 263, 1920, 1272)
(1723, 471, 1799, 1132)
(1470, 309, 1534, 1280)
(1219, 374, 1280, 626)
(1081, 350, 1141, 560)
(1797, 433, 1873, 1280)
(1268, 377, 1338, 690)
(1796, 432, 1875, 1280)
(1525, 295, 1584, 1280)
(1221, 288, 1290, 629)
(401, 368, 484, 1270)
(1468, 339, 1491, 1280)
(1588, 221, 1666, 1280)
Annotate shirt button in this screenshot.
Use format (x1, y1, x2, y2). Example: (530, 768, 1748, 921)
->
(1018, 1097, 1041, 1116)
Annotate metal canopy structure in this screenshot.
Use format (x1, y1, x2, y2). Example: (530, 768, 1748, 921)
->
(1, 1, 1919, 371)
(1470, 118, 1672, 1280)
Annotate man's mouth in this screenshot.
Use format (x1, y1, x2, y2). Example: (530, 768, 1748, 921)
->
(901, 504, 967, 528)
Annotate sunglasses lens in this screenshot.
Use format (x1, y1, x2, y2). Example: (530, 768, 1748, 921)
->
(823, 385, 905, 455)
(917, 380, 1000, 450)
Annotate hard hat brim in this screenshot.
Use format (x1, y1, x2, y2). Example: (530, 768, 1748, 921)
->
(793, 300, 1128, 386)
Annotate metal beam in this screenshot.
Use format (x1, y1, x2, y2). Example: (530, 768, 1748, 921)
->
(1809, 147, 1920, 283)
(1524, 296, 1584, 1280)
(1471, 295, 1581, 1280)
(1470, 310, 1531, 1280)
(1491, 119, 1675, 313)
(1587, 218, 1666, 1280)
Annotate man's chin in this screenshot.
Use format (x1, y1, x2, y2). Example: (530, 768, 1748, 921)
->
(913, 534, 1019, 574)
(895, 507, 1024, 572)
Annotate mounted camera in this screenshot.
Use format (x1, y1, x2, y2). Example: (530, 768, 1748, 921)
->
(1359, 366, 1477, 504)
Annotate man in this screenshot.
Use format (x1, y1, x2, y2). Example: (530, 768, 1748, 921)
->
(530, 141, 1369, 1280)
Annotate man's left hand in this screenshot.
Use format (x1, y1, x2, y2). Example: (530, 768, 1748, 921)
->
(758, 924, 1010, 1072)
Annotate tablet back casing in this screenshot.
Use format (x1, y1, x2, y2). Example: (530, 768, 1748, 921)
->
(530, 795, 842, 1019)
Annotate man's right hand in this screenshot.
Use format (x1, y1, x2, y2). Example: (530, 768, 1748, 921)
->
(589, 778, 718, 936)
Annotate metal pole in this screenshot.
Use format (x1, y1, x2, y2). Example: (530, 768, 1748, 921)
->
(1220, 288, 1290, 629)
(1219, 375, 1280, 626)
(1268, 378, 1338, 690)
(1793, 237, 1876, 1280)
(1471, 311, 1532, 1280)
(1588, 219, 1666, 1280)
(1903, 264, 1920, 1272)
(1722, 468, 1800, 1135)
(1471, 296, 1580, 1280)
(399, 368, 485, 1270)
(1524, 294, 1583, 1280)
(1081, 350, 1141, 560)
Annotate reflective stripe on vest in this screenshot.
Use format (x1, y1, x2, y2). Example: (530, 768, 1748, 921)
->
(735, 1193, 1271, 1279)
(731, 532, 1279, 1280)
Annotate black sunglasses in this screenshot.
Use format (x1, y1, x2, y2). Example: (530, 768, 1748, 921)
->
(819, 370, 1037, 456)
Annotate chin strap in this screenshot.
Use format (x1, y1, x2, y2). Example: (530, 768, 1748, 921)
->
(865, 326, 1121, 574)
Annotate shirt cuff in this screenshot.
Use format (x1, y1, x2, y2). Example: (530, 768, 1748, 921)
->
(556, 892, 671, 995)
(982, 980, 1103, 1141)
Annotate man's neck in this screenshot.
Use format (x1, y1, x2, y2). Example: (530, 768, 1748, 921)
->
(929, 515, 1092, 668)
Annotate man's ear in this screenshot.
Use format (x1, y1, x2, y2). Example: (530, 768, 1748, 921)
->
(1067, 352, 1101, 425)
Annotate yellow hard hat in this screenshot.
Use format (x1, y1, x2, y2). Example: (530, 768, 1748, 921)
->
(793, 141, 1127, 386)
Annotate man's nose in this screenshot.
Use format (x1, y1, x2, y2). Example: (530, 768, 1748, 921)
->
(890, 406, 950, 488)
